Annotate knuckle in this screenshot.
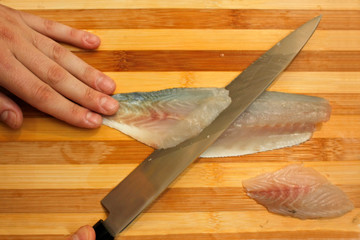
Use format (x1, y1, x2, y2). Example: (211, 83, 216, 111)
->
(31, 34, 41, 48)
(69, 104, 88, 126)
(83, 87, 102, 111)
(43, 18, 55, 32)
(47, 65, 66, 86)
(83, 65, 97, 82)
(69, 102, 81, 117)
(0, 50, 15, 72)
(52, 43, 67, 61)
(69, 27, 78, 37)
(0, 26, 16, 42)
(84, 87, 96, 100)
(33, 84, 53, 103)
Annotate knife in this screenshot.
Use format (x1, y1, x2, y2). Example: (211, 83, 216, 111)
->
(92, 15, 321, 239)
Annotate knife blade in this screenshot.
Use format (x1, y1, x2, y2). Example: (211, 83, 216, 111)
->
(93, 15, 322, 239)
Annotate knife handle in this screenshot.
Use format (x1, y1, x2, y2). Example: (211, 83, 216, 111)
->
(93, 219, 114, 240)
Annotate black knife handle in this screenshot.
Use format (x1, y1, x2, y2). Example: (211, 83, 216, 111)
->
(93, 219, 114, 240)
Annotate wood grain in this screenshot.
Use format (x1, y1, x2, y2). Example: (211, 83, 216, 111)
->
(0, 1, 359, 239)
(22, 9, 360, 30)
(66, 29, 360, 51)
(74, 50, 360, 72)
(4, 0, 360, 10)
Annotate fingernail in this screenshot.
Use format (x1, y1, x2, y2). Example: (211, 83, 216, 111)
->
(85, 112, 102, 127)
(84, 33, 100, 45)
(96, 76, 116, 94)
(100, 96, 119, 114)
(1, 110, 17, 129)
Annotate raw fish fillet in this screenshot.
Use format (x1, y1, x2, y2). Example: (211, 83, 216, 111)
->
(103, 88, 331, 157)
(243, 164, 354, 219)
(202, 91, 331, 157)
(103, 88, 231, 149)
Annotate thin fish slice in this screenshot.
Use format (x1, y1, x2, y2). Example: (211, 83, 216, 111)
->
(103, 88, 231, 149)
(201, 91, 331, 157)
(243, 164, 354, 219)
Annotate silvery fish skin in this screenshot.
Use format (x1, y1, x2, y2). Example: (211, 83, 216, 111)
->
(103, 88, 331, 157)
(243, 164, 354, 219)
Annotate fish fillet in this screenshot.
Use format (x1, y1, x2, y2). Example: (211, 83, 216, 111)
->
(103, 88, 231, 149)
(103, 88, 331, 156)
(202, 91, 331, 157)
(243, 164, 354, 219)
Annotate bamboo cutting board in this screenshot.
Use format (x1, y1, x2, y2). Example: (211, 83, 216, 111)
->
(0, 1, 360, 239)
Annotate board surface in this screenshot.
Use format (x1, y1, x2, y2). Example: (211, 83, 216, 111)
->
(0, 1, 359, 239)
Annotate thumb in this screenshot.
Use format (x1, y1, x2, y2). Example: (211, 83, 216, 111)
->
(67, 225, 96, 240)
(0, 92, 23, 129)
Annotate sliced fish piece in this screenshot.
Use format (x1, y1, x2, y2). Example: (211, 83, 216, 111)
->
(103, 88, 231, 149)
(243, 164, 354, 219)
(201, 91, 331, 157)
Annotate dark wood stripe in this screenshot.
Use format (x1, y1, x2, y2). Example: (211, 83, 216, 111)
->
(74, 50, 360, 72)
(1, 231, 359, 240)
(24, 9, 360, 30)
(118, 231, 360, 240)
(1, 138, 360, 164)
(0, 186, 357, 213)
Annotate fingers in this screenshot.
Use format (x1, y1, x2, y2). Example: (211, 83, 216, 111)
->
(66, 225, 95, 240)
(0, 53, 103, 128)
(0, 5, 119, 129)
(32, 33, 116, 95)
(20, 11, 100, 50)
(0, 92, 23, 129)
(13, 40, 119, 117)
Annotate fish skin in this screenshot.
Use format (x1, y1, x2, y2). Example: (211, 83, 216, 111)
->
(103, 88, 231, 149)
(103, 88, 331, 157)
(242, 164, 354, 219)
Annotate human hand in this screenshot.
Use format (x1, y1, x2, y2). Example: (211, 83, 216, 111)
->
(0, 4, 119, 129)
(67, 225, 95, 240)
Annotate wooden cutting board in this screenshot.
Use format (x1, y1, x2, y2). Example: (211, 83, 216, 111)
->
(0, 1, 359, 239)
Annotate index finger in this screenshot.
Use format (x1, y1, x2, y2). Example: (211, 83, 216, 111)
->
(20, 10, 100, 50)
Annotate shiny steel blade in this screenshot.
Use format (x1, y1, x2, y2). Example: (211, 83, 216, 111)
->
(101, 15, 321, 236)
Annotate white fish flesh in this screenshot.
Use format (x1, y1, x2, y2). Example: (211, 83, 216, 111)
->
(103, 88, 231, 149)
(242, 164, 354, 219)
(103, 88, 331, 156)
(202, 91, 331, 157)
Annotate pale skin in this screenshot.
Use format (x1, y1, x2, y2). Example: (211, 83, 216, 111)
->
(0, 4, 120, 129)
(67, 225, 96, 240)
(0, 4, 116, 238)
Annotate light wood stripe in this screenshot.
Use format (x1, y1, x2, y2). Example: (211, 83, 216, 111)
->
(0, 115, 358, 141)
(0, 186, 357, 213)
(0, 161, 358, 189)
(0, 210, 358, 236)
(64, 29, 360, 51)
(1, 231, 360, 240)
(3, 0, 360, 10)
(21, 9, 360, 30)
(1, 138, 359, 164)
